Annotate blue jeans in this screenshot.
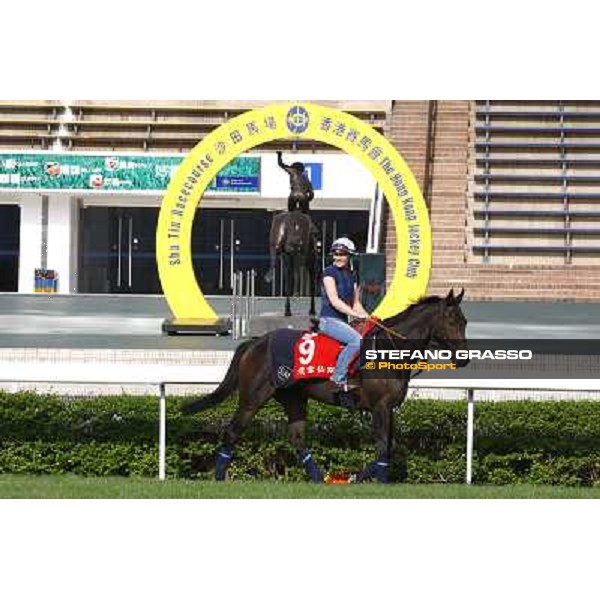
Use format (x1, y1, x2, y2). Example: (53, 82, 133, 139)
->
(318, 317, 362, 384)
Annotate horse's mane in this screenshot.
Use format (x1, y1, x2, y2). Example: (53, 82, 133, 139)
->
(381, 295, 444, 327)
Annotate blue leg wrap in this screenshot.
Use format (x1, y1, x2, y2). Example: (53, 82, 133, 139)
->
(356, 460, 390, 483)
(375, 461, 390, 484)
(215, 448, 233, 481)
(299, 450, 323, 483)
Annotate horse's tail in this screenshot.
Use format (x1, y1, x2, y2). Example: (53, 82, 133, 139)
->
(181, 339, 254, 414)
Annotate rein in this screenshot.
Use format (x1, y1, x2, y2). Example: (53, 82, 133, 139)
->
(367, 317, 407, 341)
(366, 298, 446, 343)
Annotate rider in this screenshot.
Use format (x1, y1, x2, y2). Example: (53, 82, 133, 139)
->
(318, 237, 369, 390)
(277, 151, 314, 213)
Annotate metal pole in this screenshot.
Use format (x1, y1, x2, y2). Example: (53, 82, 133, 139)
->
(367, 184, 377, 253)
(321, 220, 326, 272)
(251, 269, 256, 317)
(218, 219, 224, 289)
(245, 270, 251, 335)
(238, 271, 242, 339)
(159, 383, 166, 481)
(466, 388, 475, 484)
(237, 271, 244, 338)
(240, 271, 245, 337)
(229, 219, 235, 291)
(128, 216, 133, 289)
(116, 215, 123, 289)
(374, 186, 384, 252)
(231, 271, 238, 340)
(234, 271, 238, 340)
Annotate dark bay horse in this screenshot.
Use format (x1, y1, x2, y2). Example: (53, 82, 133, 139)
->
(264, 211, 317, 317)
(182, 289, 468, 483)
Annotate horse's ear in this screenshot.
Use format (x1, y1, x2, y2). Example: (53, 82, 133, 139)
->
(456, 288, 465, 304)
(446, 289, 455, 304)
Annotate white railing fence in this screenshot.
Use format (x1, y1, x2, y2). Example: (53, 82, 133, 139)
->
(2, 370, 599, 483)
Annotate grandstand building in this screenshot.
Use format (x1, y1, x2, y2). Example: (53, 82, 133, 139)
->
(1, 100, 599, 300)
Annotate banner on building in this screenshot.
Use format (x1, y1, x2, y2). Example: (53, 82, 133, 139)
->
(0, 153, 260, 193)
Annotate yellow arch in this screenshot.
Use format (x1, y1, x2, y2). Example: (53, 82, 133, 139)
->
(157, 102, 431, 321)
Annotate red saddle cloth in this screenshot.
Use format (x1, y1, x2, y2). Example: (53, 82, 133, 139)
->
(291, 319, 379, 382)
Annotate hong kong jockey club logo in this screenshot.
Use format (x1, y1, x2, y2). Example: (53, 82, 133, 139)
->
(286, 105, 309, 134)
(277, 365, 292, 383)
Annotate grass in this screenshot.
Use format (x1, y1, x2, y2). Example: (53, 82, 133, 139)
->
(1, 475, 599, 499)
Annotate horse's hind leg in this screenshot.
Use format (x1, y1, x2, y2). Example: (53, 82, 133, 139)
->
(283, 254, 293, 317)
(277, 388, 323, 483)
(216, 375, 274, 481)
(355, 396, 395, 484)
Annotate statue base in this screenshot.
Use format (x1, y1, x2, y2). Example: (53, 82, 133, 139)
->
(162, 318, 231, 336)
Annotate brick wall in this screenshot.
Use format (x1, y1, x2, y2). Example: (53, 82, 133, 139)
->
(383, 100, 600, 301)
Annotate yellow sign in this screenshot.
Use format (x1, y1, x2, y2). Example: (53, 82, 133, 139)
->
(156, 102, 431, 320)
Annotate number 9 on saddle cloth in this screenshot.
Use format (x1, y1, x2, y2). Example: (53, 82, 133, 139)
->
(269, 319, 377, 388)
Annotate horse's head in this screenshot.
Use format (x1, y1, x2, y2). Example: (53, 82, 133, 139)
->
(430, 288, 469, 367)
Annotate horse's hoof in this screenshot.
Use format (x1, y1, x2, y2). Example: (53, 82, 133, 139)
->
(354, 460, 388, 483)
(376, 471, 390, 484)
(375, 463, 390, 484)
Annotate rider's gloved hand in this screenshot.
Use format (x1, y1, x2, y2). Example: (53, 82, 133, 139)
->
(354, 310, 370, 320)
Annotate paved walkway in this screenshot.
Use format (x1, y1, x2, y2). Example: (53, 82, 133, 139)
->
(1, 294, 599, 349)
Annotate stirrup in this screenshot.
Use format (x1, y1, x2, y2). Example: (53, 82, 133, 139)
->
(331, 380, 358, 391)
(332, 385, 359, 409)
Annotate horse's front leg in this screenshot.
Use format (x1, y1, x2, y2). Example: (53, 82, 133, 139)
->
(355, 398, 394, 484)
(264, 252, 277, 284)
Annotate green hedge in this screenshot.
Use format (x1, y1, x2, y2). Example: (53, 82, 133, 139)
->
(1, 391, 599, 485)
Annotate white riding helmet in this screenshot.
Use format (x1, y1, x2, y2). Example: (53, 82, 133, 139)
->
(330, 237, 357, 255)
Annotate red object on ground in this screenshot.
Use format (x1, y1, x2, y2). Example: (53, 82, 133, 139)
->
(324, 472, 352, 485)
